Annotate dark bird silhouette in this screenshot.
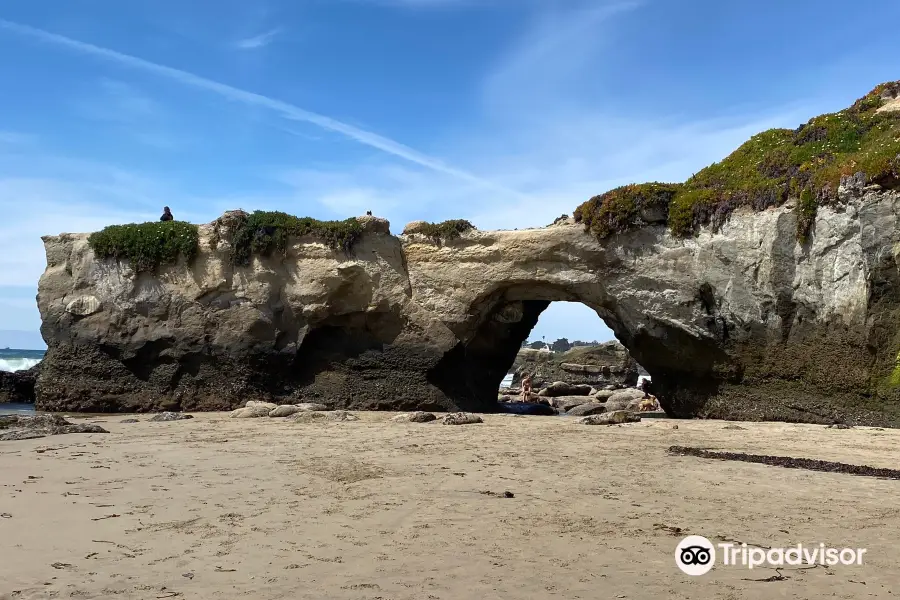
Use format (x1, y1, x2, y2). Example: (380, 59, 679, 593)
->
(366, 210, 372, 216)
(160, 206, 174, 222)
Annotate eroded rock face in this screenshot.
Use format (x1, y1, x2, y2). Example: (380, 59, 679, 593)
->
(34, 187, 900, 426)
(0, 363, 40, 404)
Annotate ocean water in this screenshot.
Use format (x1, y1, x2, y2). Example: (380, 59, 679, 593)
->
(0, 348, 45, 373)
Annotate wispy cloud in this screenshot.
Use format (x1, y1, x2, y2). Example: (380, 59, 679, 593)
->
(0, 19, 525, 200)
(70, 78, 188, 149)
(0, 131, 38, 147)
(249, 0, 817, 233)
(235, 27, 282, 50)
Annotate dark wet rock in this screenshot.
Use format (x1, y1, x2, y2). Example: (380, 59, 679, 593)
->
(498, 402, 557, 416)
(0, 414, 109, 441)
(0, 363, 40, 404)
(148, 412, 193, 422)
(566, 403, 609, 416)
(578, 410, 642, 425)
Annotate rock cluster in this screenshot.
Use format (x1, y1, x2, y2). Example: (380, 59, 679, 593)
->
(230, 401, 330, 418)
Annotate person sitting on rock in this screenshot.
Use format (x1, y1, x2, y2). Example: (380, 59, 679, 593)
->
(160, 206, 174, 222)
(521, 374, 533, 403)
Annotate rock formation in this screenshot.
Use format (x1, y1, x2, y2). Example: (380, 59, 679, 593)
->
(0, 363, 39, 404)
(510, 343, 638, 389)
(33, 82, 900, 426)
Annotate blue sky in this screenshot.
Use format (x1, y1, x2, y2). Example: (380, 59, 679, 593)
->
(0, 0, 898, 350)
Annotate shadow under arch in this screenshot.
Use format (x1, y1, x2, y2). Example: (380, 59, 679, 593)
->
(425, 280, 738, 417)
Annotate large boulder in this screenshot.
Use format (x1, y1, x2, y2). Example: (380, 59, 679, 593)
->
(549, 396, 593, 411)
(566, 403, 609, 416)
(0, 363, 40, 404)
(230, 404, 274, 418)
(538, 382, 593, 397)
(594, 390, 616, 402)
(607, 389, 645, 404)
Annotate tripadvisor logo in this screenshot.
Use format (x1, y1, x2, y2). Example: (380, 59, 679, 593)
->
(676, 535, 715, 575)
(675, 535, 867, 575)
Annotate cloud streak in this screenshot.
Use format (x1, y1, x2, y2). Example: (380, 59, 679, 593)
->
(0, 19, 526, 200)
(235, 27, 282, 49)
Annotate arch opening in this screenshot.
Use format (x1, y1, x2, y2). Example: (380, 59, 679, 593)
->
(426, 281, 736, 416)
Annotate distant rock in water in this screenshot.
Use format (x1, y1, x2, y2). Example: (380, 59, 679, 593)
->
(0, 363, 40, 404)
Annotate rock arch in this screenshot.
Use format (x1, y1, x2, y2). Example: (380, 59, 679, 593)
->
(403, 232, 735, 419)
(35, 186, 900, 426)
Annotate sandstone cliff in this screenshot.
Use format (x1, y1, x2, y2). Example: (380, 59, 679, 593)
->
(34, 82, 900, 425)
(33, 180, 900, 425)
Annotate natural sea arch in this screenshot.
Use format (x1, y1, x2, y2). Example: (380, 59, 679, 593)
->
(423, 280, 729, 418)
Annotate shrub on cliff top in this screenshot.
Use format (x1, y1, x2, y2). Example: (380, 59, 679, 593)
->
(230, 210, 365, 266)
(574, 183, 681, 238)
(576, 81, 900, 241)
(410, 219, 475, 240)
(88, 220, 199, 272)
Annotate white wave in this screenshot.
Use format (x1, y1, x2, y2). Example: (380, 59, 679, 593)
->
(0, 358, 41, 373)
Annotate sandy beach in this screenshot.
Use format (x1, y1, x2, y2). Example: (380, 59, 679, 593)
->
(2, 413, 899, 599)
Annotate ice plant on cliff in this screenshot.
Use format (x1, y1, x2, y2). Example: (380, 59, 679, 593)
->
(87, 220, 200, 272)
(575, 81, 900, 242)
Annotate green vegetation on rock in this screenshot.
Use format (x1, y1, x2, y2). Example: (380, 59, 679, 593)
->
(575, 183, 681, 239)
(796, 189, 817, 244)
(230, 211, 365, 266)
(88, 221, 199, 272)
(575, 81, 900, 241)
(410, 219, 475, 240)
